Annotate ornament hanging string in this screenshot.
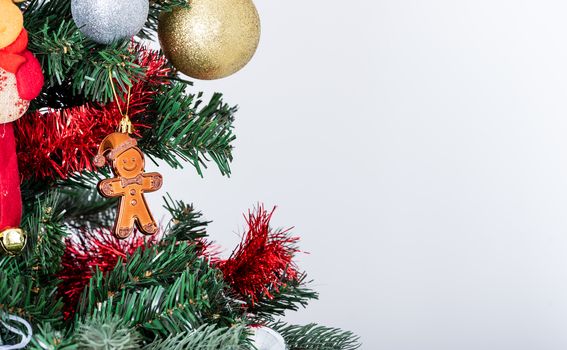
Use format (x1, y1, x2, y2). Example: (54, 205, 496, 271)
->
(0, 313, 32, 350)
(108, 69, 133, 134)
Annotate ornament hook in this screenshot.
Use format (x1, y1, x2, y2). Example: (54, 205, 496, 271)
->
(118, 115, 133, 134)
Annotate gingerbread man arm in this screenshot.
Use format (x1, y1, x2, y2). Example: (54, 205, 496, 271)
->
(141, 172, 163, 193)
(98, 178, 126, 198)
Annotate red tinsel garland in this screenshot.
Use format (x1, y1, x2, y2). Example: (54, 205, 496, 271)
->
(58, 230, 152, 319)
(14, 45, 171, 180)
(217, 206, 300, 305)
(57, 206, 301, 316)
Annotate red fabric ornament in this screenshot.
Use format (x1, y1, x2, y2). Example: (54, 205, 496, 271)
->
(218, 206, 300, 305)
(0, 27, 42, 232)
(15, 46, 171, 180)
(0, 123, 22, 231)
(58, 230, 152, 318)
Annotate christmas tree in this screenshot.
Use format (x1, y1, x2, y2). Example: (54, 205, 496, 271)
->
(0, 0, 360, 348)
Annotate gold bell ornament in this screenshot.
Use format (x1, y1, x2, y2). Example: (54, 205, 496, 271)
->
(0, 228, 27, 255)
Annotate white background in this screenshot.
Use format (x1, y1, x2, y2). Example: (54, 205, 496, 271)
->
(151, 1, 567, 349)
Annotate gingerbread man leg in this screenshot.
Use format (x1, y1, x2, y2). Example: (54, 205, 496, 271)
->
(134, 202, 158, 235)
(115, 198, 136, 239)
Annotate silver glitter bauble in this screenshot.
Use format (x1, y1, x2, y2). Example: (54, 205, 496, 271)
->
(71, 0, 149, 44)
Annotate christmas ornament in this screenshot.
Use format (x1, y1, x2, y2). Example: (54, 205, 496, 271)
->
(0, 227, 26, 255)
(94, 132, 162, 239)
(71, 0, 149, 44)
(93, 80, 162, 240)
(158, 0, 261, 80)
(250, 326, 286, 350)
(0, 2, 43, 250)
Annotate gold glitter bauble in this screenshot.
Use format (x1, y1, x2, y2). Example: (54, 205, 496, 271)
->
(158, 0, 261, 80)
(0, 228, 27, 256)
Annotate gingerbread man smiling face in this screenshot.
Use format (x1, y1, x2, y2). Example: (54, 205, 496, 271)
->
(94, 132, 163, 239)
(115, 148, 144, 178)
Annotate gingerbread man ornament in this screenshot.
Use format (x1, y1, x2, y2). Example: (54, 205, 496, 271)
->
(93, 132, 162, 239)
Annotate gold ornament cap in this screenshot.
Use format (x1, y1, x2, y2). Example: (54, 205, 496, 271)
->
(0, 228, 27, 255)
(158, 0, 261, 80)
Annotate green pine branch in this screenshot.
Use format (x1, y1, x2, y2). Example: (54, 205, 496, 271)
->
(57, 183, 117, 231)
(30, 23, 143, 105)
(21, 191, 68, 278)
(76, 317, 141, 350)
(30, 323, 77, 350)
(142, 324, 250, 350)
(77, 49, 143, 104)
(0, 270, 62, 325)
(27, 19, 85, 88)
(77, 243, 202, 309)
(0, 191, 67, 326)
(77, 243, 241, 338)
(248, 273, 319, 321)
(272, 322, 361, 350)
(21, 173, 115, 231)
(163, 195, 210, 242)
(23, 0, 73, 26)
(25, 1, 144, 104)
(85, 267, 235, 338)
(140, 83, 237, 176)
